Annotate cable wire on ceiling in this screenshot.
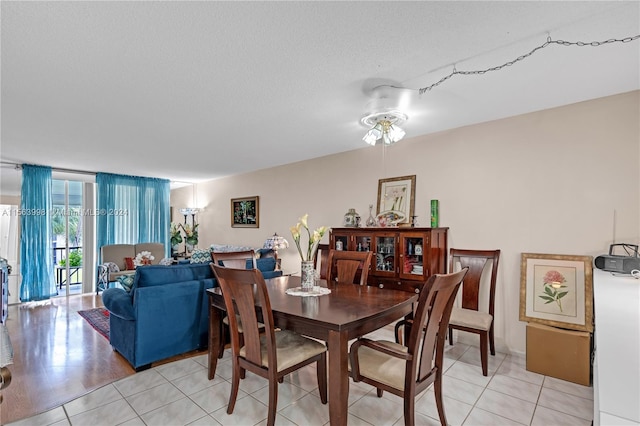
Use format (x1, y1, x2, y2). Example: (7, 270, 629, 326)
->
(382, 35, 640, 95)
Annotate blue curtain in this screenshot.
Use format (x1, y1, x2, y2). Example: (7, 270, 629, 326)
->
(96, 173, 170, 260)
(20, 164, 56, 302)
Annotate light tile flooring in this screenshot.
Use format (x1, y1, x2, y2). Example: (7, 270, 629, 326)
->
(7, 325, 593, 426)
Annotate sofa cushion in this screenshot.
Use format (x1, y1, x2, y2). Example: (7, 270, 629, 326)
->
(101, 244, 135, 271)
(134, 263, 214, 288)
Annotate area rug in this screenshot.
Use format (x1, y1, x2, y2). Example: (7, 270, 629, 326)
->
(78, 307, 110, 340)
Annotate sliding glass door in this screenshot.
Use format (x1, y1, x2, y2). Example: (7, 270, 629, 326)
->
(52, 180, 84, 296)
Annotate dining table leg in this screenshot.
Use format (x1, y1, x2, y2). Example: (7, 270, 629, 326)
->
(208, 300, 221, 380)
(327, 329, 349, 426)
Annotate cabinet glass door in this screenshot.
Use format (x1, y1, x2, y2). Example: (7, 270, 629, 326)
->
(400, 233, 427, 279)
(373, 234, 396, 275)
(354, 234, 372, 252)
(332, 233, 349, 252)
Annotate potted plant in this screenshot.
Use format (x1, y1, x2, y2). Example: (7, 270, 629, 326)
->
(181, 223, 199, 253)
(170, 223, 183, 253)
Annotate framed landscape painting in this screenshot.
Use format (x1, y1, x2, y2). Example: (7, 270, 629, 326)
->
(231, 196, 259, 228)
(519, 253, 593, 332)
(376, 175, 416, 225)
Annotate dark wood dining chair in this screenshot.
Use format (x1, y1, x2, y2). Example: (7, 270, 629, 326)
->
(350, 268, 468, 426)
(315, 244, 330, 280)
(211, 250, 259, 359)
(210, 264, 327, 426)
(211, 250, 257, 269)
(326, 249, 373, 285)
(447, 248, 500, 376)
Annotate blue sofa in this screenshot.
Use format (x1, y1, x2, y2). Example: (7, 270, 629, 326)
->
(101, 257, 283, 370)
(102, 263, 215, 370)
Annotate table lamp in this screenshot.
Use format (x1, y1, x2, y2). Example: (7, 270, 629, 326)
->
(263, 233, 289, 269)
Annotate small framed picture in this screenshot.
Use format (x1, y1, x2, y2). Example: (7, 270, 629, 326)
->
(231, 196, 259, 228)
(519, 253, 593, 332)
(377, 175, 416, 225)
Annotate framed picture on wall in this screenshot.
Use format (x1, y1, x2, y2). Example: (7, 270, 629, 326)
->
(519, 253, 593, 332)
(231, 196, 259, 228)
(376, 175, 416, 225)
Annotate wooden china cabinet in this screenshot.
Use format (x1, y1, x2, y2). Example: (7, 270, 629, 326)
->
(329, 227, 449, 293)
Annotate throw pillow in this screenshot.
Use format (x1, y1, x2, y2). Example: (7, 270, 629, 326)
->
(190, 248, 212, 264)
(104, 262, 120, 273)
(117, 274, 135, 292)
(124, 257, 135, 270)
(255, 257, 277, 272)
(159, 257, 173, 266)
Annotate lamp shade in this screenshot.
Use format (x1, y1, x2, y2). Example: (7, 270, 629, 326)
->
(263, 233, 289, 251)
(179, 207, 199, 216)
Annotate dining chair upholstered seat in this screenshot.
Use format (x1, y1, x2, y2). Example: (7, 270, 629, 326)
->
(351, 340, 409, 390)
(448, 249, 500, 377)
(239, 330, 326, 371)
(326, 249, 373, 286)
(350, 268, 468, 426)
(449, 309, 493, 331)
(211, 264, 327, 426)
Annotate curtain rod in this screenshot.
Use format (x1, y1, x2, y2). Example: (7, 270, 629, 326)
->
(1, 160, 192, 184)
(2, 161, 95, 176)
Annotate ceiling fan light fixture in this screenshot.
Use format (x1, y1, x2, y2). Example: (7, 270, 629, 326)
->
(360, 110, 408, 146)
(388, 124, 405, 142)
(363, 122, 384, 145)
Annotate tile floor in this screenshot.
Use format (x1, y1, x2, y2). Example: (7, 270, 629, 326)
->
(7, 325, 593, 426)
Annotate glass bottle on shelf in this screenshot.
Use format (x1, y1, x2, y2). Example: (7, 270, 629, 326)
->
(365, 204, 377, 227)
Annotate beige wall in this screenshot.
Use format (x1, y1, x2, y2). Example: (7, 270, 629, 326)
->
(172, 90, 640, 354)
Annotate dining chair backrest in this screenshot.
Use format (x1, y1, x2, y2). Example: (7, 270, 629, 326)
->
(210, 264, 275, 365)
(349, 268, 468, 426)
(449, 249, 500, 314)
(326, 250, 373, 285)
(413, 269, 468, 379)
(315, 244, 330, 280)
(211, 250, 257, 270)
(210, 264, 328, 426)
(448, 248, 500, 376)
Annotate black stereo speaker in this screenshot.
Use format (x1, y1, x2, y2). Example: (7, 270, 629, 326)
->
(594, 243, 640, 273)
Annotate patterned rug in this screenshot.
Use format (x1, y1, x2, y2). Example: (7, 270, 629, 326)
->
(78, 307, 110, 340)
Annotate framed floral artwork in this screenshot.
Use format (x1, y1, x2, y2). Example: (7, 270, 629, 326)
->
(376, 175, 416, 225)
(519, 253, 593, 332)
(231, 196, 259, 228)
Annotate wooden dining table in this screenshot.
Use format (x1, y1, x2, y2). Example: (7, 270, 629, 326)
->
(207, 275, 418, 426)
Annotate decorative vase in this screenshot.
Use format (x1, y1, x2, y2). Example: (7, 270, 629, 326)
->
(300, 260, 315, 291)
(365, 204, 377, 227)
(343, 208, 361, 227)
(185, 243, 194, 253)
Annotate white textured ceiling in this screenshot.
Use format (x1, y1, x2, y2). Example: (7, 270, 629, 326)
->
(1, 1, 639, 195)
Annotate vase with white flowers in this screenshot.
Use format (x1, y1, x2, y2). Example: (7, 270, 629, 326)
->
(134, 251, 155, 267)
(290, 214, 329, 290)
(180, 223, 199, 253)
(170, 223, 183, 253)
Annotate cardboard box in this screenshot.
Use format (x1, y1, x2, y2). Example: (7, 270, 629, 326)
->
(526, 322, 592, 386)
